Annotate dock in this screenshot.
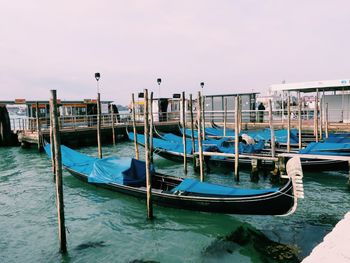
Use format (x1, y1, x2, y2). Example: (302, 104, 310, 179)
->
(17, 119, 180, 147)
(302, 212, 350, 263)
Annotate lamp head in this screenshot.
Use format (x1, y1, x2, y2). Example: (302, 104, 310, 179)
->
(157, 78, 162, 85)
(95, 72, 101, 81)
(200, 82, 204, 88)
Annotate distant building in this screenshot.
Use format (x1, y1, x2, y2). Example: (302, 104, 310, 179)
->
(270, 79, 350, 123)
(0, 99, 112, 118)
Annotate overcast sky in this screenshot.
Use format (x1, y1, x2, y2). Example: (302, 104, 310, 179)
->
(1, 0, 349, 104)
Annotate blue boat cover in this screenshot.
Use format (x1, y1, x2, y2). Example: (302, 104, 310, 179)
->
(44, 144, 97, 175)
(44, 144, 153, 186)
(181, 128, 200, 139)
(170, 178, 278, 197)
(299, 142, 350, 156)
(129, 132, 194, 154)
(324, 133, 350, 143)
(205, 127, 235, 137)
(128, 132, 265, 154)
(184, 127, 299, 144)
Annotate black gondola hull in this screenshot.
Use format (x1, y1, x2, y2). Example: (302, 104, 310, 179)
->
(66, 167, 295, 215)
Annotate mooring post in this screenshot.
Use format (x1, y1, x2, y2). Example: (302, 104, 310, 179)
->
(238, 96, 242, 133)
(182, 91, 187, 174)
(150, 92, 154, 164)
(268, 99, 275, 158)
(315, 89, 319, 142)
(272, 156, 285, 183)
(287, 93, 291, 152)
(224, 98, 227, 137)
(281, 91, 285, 126)
(197, 92, 204, 182)
(234, 96, 240, 181)
(298, 92, 302, 149)
(189, 94, 196, 168)
(279, 156, 286, 175)
(49, 101, 56, 181)
(110, 104, 116, 145)
(202, 95, 206, 140)
(250, 159, 260, 182)
(319, 90, 323, 141)
(97, 92, 102, 158)
(143, 89, 153, 219)
(132, 93, 139, 159)
(50, 90, 67, 254)
(35, 101, 42, 151)
(325, 103, 329, 139)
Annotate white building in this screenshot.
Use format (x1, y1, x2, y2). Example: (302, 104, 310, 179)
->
(270, 79, 350, 123)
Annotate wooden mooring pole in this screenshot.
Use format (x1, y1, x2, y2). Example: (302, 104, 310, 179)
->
(238, 96, 242, 133)
(224, 98, 227, 137)
(315, 89, 319, 142)
(287, 93, 291, 153)
(325, 103, 329, 139)
(234, 96, 240, 181)
(143, 89, 153, 219)
(150, 92, 154, 163)
(268, 99, 275, 158)
(49, 101, 56, 181)
(97, 92, 102, 158)
(50, 89, 67, 253)
(182, 91, 187, 174)
(298, 92, 302, 150)
(110, 104, 116, 145)
(319, 90, 324, 141)
(197, 92, 204, 182)
(202, 95, 206, 140)
(132, 93, 139, 159)
(35, 101, 42, 151)
(189, 94, 196, 168)
(268, 99, 279, 181)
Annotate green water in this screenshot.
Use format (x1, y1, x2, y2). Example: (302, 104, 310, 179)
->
(1, 142, 350, 263)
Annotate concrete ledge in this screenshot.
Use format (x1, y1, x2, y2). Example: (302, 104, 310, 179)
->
(302, 212, 350, 263)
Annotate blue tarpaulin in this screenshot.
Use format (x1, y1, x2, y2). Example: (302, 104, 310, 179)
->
(44, 144, 152, 186)
(324, 133, 350, 143)
(183, 127, 299, 144)
(170, 178, 278, 197)
(128, 132, 265, 155)
(299, 142, 350, 156)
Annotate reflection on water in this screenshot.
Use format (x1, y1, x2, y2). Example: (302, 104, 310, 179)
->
(1, 142, 350, 263)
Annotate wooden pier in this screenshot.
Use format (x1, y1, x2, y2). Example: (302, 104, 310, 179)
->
(18, 120, 180, 148)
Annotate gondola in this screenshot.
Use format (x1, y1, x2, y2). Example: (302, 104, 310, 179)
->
(128, 131, 268, 169)
(44, 144, 304, 215)
(129, 131, 349, 171)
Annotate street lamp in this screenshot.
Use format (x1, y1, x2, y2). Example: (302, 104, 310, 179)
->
(95, 72, 101, 93)
(200, 82, 205, 139)
(94, 72, 102, 158)
(157, 78, 162, 98)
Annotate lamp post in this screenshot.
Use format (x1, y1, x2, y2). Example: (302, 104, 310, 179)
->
(95, 72, 102, 158)
(200, 82, 205, 139)
(157, 78, 162, 99)
(95, 72, 101, 92)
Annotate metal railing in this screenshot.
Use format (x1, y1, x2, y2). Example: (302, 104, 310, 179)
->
(9, 107, 348, 132)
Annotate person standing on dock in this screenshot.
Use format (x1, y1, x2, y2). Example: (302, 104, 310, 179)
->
(258, 102, 265, 123)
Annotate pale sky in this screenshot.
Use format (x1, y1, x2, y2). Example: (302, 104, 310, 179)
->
(1, 0, 349, 105)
